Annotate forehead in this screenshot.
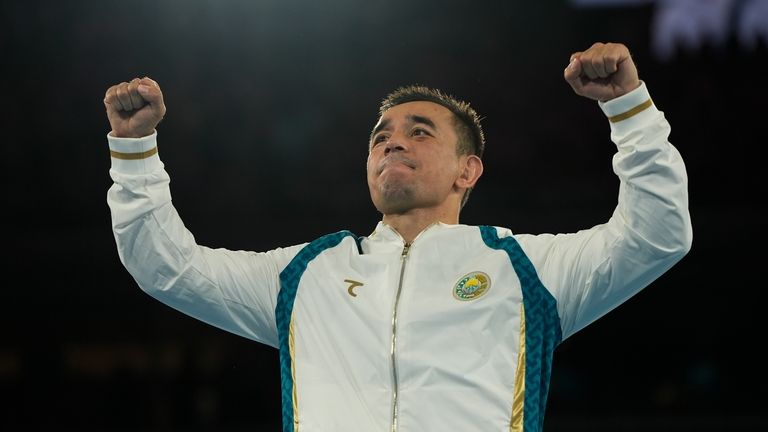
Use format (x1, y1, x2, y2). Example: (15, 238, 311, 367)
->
(376, 101, 454, 126)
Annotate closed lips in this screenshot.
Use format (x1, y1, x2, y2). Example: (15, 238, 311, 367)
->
(378, 156, 417, 174)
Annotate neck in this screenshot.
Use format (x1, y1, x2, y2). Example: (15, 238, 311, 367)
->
(381, 205, 459, 243)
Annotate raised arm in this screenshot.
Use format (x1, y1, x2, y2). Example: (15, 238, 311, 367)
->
(104, 78, 303, 347)
(518, 43, 693, 340)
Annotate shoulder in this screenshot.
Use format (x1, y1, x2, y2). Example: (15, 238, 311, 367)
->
(297, 230, 363, 255)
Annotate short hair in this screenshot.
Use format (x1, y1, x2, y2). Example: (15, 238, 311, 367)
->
(377, 85, 486, 208)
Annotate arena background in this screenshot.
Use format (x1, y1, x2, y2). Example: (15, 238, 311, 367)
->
(3, 1, 766, 430)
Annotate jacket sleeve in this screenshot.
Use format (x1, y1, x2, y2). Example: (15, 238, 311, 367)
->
(518, 82, 693, 340)
(106, 131, 305, 348)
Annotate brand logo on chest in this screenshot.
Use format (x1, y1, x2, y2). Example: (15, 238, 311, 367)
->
(453, 271, 491, 301)
(345, 279, 364, 297)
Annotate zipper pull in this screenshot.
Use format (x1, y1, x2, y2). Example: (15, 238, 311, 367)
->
(401, 243, 411, 258)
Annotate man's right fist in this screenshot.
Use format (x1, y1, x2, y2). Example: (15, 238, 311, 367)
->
(104, 77, 166, 138)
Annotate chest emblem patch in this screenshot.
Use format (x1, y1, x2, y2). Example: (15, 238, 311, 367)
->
(345, 279, 364, 297)
(453, 271, 491, 301)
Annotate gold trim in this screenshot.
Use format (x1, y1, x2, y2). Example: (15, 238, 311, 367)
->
(290, 317, 299, 431)
(608, 98, 653, 123)
(109, 146, 158, 160)
(510, 304, 525, 432)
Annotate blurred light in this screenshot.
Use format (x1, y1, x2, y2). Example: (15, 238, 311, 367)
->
(737, 0, 768, 50)
(570, 0, 768, 61)
(651, 0, 735, 61)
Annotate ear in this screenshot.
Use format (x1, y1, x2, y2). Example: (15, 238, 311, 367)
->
(455, 155, 484, 190)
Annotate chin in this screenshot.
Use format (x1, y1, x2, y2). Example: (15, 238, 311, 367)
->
(373, 188, 416, 215)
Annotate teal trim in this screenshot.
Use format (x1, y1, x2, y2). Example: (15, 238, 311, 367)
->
(276, 230, 357, 432)
(353, 235, 364, 254)
(479, 226, 562, 432)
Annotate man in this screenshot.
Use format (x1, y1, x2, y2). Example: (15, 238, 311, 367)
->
(104, 42, 692, 431)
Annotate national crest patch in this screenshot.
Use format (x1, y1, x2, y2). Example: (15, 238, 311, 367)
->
(453, 271, 491, 301)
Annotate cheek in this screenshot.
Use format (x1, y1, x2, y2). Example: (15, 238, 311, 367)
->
(365, 155, 373, 175)
(430, 155, 460, 182)
(366, 155, 377, 185)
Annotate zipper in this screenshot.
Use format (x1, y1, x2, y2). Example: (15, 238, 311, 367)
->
(390, 241, 411, 432)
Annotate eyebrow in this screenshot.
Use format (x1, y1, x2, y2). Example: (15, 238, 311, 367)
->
(407, 114, 437, 131)
(369, 114, 438, 140)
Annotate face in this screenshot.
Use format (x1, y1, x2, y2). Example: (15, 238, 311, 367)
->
(367, 101, 465, 215)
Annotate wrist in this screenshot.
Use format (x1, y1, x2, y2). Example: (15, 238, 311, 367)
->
(110, 128, 156, 139)
(599, 81, 657, 125)
(107, 130, 162, 174)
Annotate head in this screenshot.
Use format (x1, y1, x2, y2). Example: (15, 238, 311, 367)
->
(366, 85, 485, 217)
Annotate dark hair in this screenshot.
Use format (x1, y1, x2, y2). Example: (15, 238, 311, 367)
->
(378, 85, 486, 208)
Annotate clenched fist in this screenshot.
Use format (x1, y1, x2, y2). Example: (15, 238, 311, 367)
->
(564, 42, 641, 102)
(104, 77, 166, 138)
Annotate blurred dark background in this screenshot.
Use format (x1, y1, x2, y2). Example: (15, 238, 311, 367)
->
(3, 0, 767, 430)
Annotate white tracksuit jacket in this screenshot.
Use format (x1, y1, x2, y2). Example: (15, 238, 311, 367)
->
(106, 83, 692, 432)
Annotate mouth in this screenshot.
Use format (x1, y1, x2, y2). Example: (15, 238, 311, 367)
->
(377, 156, 416, 175)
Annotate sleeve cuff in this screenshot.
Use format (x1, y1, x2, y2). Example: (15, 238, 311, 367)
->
(107, 130, 162, 174)
(598, 81, 657, 124)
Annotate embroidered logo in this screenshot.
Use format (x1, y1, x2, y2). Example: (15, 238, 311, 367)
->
(453, 272, 491, 301)
(345, 279, 364, 297)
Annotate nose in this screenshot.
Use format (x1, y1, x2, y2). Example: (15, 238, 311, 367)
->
(384, 134, 407, 154)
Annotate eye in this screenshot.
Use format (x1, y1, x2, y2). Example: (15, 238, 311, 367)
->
(371, 134, 389, 146)
(412, 128, 431, 137)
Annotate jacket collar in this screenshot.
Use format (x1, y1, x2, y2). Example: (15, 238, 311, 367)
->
(368, 220, 449, 247)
